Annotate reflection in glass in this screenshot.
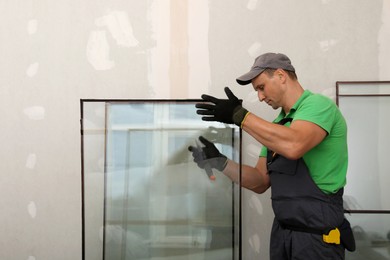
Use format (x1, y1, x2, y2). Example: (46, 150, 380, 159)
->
(81, 100, 241, 260)
(346, 214, 390, 260)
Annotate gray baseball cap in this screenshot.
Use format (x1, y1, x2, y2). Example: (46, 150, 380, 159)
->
(236, 52, 295, 85)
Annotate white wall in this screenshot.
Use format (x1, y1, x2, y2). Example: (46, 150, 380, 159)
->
(0, 0, 389, 259)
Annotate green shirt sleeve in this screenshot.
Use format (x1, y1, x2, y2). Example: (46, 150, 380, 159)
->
(255, 91, 347, 194)
(293, 94, 336, 134)
(260, 145, 268, 157)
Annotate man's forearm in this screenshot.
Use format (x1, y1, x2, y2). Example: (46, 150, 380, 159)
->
(241, 113, 302, 159)
(223, 159, 270, 194)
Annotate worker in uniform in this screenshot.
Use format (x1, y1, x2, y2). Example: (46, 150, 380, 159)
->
(189, 52, 355, 259)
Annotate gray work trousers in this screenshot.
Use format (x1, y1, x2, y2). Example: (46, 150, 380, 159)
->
(270, 219, 345, 260)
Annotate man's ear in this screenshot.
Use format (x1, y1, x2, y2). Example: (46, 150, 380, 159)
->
(276, 69, 287, 82)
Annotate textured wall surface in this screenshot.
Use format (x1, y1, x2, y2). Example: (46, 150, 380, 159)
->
(0, 0, 389, 259)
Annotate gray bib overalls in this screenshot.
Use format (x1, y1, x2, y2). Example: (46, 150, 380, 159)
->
(266, 118, 354, 259)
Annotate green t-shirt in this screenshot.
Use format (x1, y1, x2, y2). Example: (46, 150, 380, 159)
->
(260, 90, 348, 194)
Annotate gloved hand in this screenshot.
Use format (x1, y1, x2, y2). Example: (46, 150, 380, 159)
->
(195, 87, 249, 127)
(188, 136, 228, 172)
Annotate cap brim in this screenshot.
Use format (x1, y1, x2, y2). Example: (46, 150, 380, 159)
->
(236, 68, 264, 85)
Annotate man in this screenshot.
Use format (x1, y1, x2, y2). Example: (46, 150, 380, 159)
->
(188, 53, 355, 259)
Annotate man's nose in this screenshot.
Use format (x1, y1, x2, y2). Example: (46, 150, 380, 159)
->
(258, 92, 265, 101)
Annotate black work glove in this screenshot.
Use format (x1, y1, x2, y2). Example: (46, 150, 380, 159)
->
(196, 87, 249, 127)
(188, 136, 228, 172)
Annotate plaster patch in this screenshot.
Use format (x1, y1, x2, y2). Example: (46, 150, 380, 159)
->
(147, 0, 171, 97)
(27, 256, 36, 260)
(188, 0, 210, 97)
(26, 153, 37, 169)
(27, 19, 38, 35)
(248, 234, 261, 253)
(23, 106, 45, 120)
(378, 0, 390, 79)
(28, 201, 37, 218)
(95, 11, 139, 48)
(248, 42, 262, 58)
(321, 87, 335, 101)
(26, 62, 39, 77)
(249, 194, 263, 215)
(319, 39, 338, 52)
(247, 0, 260, 11)
(86, 31, 115, 70)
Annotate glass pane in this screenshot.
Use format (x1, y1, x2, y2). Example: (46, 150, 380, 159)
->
(337, 82, 390, 259)
(346, 214, 390, 260)
(339, 96, 390, 211)
(82, 100, 241, 260)
(82, 101, 106, 260)
(338, 82, 390, 95)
